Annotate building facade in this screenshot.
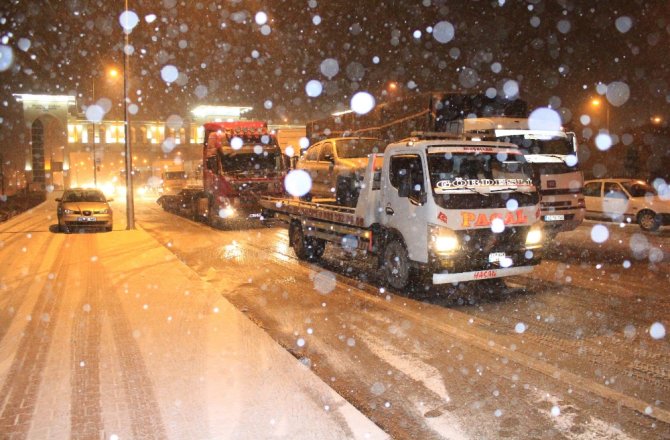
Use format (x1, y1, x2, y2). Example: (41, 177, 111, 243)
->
(12, 96, 305, 196)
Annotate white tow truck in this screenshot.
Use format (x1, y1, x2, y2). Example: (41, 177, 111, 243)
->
(260, 134, 544, 290)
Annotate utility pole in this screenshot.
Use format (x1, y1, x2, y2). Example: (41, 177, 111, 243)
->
(92, 78, 97, 186)
(123, 0, 135, 229)
(0, 153, 5, 196)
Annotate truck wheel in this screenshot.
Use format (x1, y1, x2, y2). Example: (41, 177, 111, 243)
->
(290, 222, 325, 261)
(207, 197, 219, 227)
(638, 210, 660, 232)
(381, 240, 411, 290)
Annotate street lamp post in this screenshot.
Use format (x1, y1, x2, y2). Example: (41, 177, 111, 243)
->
(0, 153, 4, 196)
(92, 78, 97, 187)
(591, 98, 610, 132)
(123, 0, 135, 230)
(91, 67, 119, 187)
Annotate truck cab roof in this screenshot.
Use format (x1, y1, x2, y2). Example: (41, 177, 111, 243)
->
(386, 137, 525, 155)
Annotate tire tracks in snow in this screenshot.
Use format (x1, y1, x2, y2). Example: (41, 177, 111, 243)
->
(0, 237, 69, 438)
(70, 238, 104, 439)
(227, 228, 670, 429)
(101, 260, 168, 440)
(139, 207, 670, 435)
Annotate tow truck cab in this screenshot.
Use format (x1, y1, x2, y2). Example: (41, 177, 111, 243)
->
(371, 137, 543, 287)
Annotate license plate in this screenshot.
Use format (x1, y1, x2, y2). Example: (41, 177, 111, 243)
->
(544, 214, 565, 221)
(488, 252, 506, 263)
(77, 216, 96, 222)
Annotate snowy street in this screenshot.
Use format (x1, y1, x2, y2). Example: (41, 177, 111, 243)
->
(0, 195, 387, 440)
(2, 1, 669, 439)
(0, 194, 667, 439)
(136, 196, 670, 439)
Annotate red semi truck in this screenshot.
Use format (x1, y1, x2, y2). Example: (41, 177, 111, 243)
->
(201, 121, 288, 224)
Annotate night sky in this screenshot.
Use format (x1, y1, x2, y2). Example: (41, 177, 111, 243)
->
(1, 0, 669, 163)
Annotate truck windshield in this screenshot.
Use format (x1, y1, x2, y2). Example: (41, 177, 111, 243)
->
(336, 138, 384, 158)
(427, 152, 534, 194)
(498, 135, 574, 155)
(219, 150, 284, 174)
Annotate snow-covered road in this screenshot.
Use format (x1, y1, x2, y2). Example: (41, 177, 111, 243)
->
(138, 196, 670, 439)
(0, 195, 388, 440)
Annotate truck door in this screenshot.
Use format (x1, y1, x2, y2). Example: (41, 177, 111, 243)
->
(381, 152, 430, 264)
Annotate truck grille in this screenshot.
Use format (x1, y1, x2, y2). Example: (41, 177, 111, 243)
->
(541, 200, 573, 208)
(459, 226, 529, 255)
(235, 182, 269, 192)
(540, 188, 582, 196)
(434, 226, 540, 273)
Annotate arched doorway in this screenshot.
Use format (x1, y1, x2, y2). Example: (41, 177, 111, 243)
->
(13, 94, 74, 191)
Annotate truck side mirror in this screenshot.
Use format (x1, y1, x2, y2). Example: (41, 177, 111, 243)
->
(414, 190, 427, 205)
(409, 185, 426, 205)
(567, 132, 578, 153)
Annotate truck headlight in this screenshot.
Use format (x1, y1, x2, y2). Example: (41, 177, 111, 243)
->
(429, 225, 459, 255)
(525, 225, 543, 249)
(219, 206, 236, 218)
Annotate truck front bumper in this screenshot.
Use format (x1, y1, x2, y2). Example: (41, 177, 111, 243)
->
(432, 265, 535, 284)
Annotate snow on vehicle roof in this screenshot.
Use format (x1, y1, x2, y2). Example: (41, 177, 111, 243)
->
(388, 138, 522, 152)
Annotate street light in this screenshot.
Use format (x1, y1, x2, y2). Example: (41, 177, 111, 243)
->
(91, 66, 121, 187)
(590, 98, 610, 132)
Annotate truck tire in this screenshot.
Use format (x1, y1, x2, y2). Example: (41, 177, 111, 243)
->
(381, 240, 411, 290)
(638, 210, 660, 232)
(207, 196, 218, 227)
(290, 222, 325, 261)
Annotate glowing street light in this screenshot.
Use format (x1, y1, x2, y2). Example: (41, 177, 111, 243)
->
(590, 97, 610, 132)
